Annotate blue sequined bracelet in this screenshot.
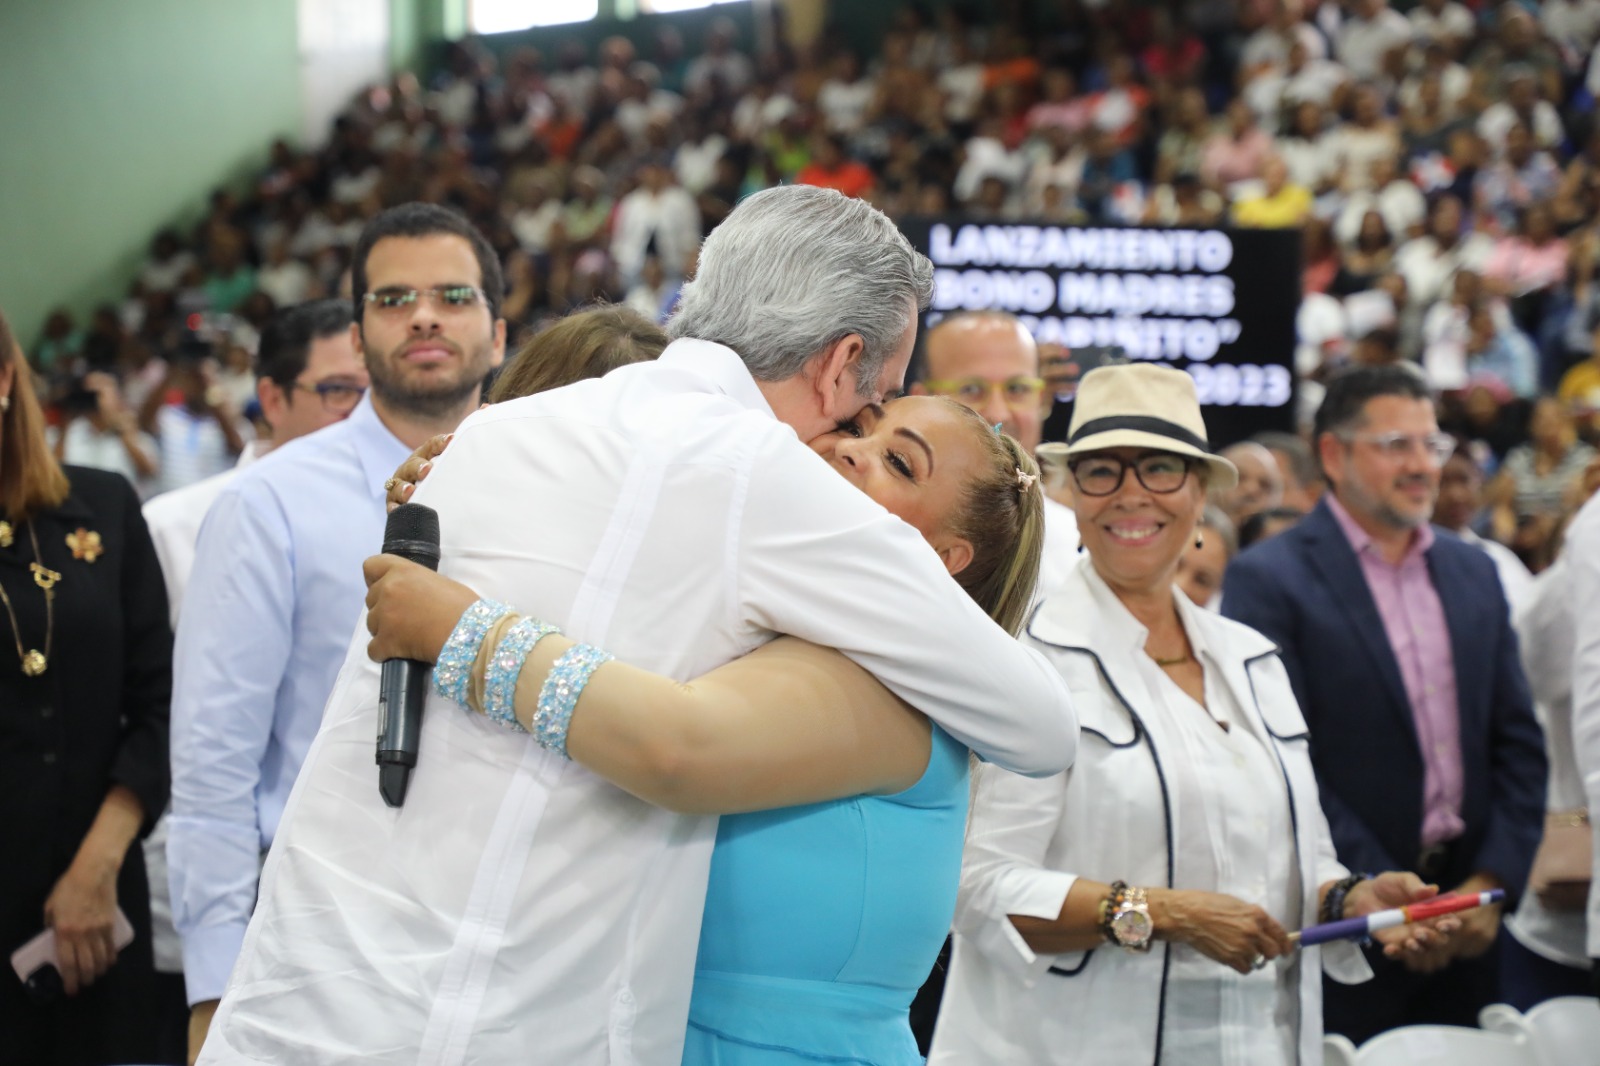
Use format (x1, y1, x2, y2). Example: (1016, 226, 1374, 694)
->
(432, 598, 514, 707)
(533, 644, 615, 758)
(481, 616, 562, 733)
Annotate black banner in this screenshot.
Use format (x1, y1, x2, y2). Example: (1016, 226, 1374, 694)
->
(898, 219, 1302, 446)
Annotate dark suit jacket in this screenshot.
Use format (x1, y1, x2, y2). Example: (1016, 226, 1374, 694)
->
(1222, 498, 1545, 896)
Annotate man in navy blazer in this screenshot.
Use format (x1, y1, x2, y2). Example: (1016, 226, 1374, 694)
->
(1223, 365, 1546, 1042)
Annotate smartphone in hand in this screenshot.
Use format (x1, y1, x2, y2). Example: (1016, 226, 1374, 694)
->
(9, 908, 135, 1001)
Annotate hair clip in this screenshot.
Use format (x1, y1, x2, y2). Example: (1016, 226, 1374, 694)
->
(993, 422, 1003, 436)
(1015, 468, 1038, 490)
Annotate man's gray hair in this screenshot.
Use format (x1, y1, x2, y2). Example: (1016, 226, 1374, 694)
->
(667, 185, 934, 395)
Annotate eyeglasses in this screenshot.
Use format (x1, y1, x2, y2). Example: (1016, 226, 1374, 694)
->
(1068, 453, 1195, 497)
(293, 380, 367, 413)
(1339, 431, 1455, 466)
(362, 285, 487, 313)
(922, 376, 1048, 409)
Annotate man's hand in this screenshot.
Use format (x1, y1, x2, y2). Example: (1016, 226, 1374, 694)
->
(1399, 873, 1503, 971)
(189, 999, 220, 1065)
(1441, 873, 1504, 961)
(42, 857, 120, 996)
(1343, 871, 1460, 961)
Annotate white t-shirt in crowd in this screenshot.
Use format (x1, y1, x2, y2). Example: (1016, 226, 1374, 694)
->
(154, 404, 246, 495)
(1336, 8, 1415, 80)
(1409, 1, 1476, 45)
(256, 260, 315, 308)
(817, 76, 877, 134)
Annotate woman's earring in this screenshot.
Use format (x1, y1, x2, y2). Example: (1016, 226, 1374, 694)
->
(0, 395, 9, 413)
(1194, 531, 1205, 550)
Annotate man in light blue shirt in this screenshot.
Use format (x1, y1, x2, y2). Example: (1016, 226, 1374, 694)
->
(168, 203, 506, 1056)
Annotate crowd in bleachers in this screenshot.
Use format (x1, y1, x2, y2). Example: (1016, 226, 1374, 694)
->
(24, 0, 1600, 572)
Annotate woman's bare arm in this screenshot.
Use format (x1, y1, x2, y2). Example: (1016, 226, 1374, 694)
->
(364, 556, 932, 815)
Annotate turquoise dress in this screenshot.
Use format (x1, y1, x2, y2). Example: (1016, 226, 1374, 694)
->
(684, 726, 969, 1065)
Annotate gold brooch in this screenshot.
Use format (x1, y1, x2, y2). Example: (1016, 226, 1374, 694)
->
(0, 521, 11, 549)
(66, 528, 103, 563)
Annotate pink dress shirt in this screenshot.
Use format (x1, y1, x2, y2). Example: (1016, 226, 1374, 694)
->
(1327, 496, 1466, 849)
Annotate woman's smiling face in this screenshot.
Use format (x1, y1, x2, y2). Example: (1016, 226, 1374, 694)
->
(1071, 447, 1207, 596)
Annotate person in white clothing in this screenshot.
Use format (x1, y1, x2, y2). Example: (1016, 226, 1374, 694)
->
(197, 185, 1077, 1065)
(610, 161, 701, 291)
(1336, 0, 1415, 82)
(1432, 442, 1534, 612)
(137, 299, 364, 1052)
(929, 365, 1449, 1066)
(50, 371, 160, 493)
(1568, 491, 1600, 993)
(1501, 522, 1597, 1007)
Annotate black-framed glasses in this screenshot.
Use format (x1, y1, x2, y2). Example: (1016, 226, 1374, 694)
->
(362, 285, 486, 312)
(1068, 453, 1194, 497)
(293, 380, 367, 413)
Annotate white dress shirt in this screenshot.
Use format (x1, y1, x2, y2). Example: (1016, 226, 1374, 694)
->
(1566, 493, 1600, 956)
(1506, 557, 1590, 969)
(199, 340, 1077, 1065)
(1035, 495, 1081, 606)
(167, 398, 411, 1003)
(1458, 527, 1534, 615)
(1156, 671, 1299, 1065)
(144, 442, 268, 629)
(930, 558, 1365, 1066)
(138, 441, 266, 976)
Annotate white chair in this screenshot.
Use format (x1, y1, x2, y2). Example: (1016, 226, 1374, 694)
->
(1324, 1032, 1359, 1066)
(1355, 1024, 1531, 1066)
(1477, 1002, 1531, 1040)
(1525, 995, 1600, 1066)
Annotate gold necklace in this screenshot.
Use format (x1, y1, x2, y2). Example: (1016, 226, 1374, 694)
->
(1151, 653, 1193, 667)
(0, 522, 58, 676)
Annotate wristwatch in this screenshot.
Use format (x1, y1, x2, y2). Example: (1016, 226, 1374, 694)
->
(1100, 881, 1154, 953)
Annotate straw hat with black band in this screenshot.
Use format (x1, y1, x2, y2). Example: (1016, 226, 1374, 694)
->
(1037, 364, 1238, 489)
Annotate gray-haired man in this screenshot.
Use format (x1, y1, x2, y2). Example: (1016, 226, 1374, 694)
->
(198, 185, 1077, 1064)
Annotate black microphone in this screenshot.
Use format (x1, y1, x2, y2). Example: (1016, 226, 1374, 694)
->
(376, 502, 441, 808)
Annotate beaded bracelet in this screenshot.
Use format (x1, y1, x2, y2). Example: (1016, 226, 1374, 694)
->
(481, 616, 562, 733)
(432, 598, 515, 707)
(1321, 872, 1372, 927)
(532, 643, 615, 758)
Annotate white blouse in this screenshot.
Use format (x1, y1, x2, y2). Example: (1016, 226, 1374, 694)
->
(1152, 664, 1300, 1066)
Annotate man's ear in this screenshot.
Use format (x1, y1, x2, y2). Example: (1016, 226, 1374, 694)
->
(490, 317, 507, 367)
(257, 377, 287, 436)
(813, 333, 867, 422)
(936, 536, 975, 578)
(1315, 432, 1342, 491)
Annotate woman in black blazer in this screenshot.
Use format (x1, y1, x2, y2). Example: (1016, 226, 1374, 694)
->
(0, 308, 172, 1064)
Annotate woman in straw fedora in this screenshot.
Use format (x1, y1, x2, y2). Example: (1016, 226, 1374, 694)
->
(928, 363, 1452, 1065)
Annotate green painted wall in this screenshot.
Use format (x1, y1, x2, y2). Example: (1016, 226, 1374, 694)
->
(0, 0, 302, 349)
